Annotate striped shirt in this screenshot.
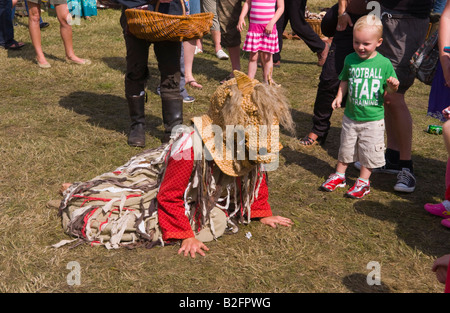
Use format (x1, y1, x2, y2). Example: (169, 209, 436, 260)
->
(249, 0, 276, 25)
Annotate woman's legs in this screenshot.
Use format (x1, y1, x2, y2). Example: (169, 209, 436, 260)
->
(28, 1, 47, 65)
(54, 3, 84, 63)
(183, 39, 202, 89)
(260, 51, 272, 83)
(247, 51, 258, 79)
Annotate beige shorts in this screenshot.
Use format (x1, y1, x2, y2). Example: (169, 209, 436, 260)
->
(217, 0, 241, 48)
(27, 0, 67, 5)
(338, 115, 386, 169)
(202, 0, 220, 31)
(193, 207, 227, 242)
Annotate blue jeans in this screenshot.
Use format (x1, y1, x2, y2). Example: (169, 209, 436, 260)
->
(0, 0, 14, 47)
(189, 0, 200, 14)
(433, 0, 447, 14)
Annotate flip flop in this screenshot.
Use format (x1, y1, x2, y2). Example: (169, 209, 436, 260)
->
(66, 57, 92, 65)
(186, 80, 202, 90)
(5, 40, 25, 50)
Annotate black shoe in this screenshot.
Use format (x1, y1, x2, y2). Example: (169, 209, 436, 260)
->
(40, 22, 49, 29)
(394, 168, 416, 193)
(4, 40, 25, 50)
(127, 123, 145, 147)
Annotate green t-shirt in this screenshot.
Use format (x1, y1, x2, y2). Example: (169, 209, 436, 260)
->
(339, 52, 397, 122)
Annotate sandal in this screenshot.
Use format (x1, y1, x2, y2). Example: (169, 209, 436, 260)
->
(299, 133, 327, 146)
(186, 80, 203, 90)
(5, 40, 25, 50)
(441, 218, 450, 228)
(424, 201, 450, 218)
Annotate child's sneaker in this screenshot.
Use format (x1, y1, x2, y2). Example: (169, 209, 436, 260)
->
(424, 201, 450, 218)
(320, 173, 346, 192)
(345, 179, 370, 199)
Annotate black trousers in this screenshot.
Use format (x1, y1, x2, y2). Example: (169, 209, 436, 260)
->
(120, 8, 182, 103)
(309, 13, 362, 138)
(273, 0, 325, 63)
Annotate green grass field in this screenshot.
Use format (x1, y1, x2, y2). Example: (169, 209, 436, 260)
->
(1, 2, 449, 293)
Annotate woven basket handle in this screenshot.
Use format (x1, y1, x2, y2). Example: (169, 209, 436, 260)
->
(154, 0, 186, 15)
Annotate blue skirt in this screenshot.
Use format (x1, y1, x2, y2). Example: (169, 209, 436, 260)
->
(428, 61, 450, 122)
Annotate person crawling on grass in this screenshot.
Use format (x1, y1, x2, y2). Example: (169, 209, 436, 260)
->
(319, 15, 399, 199)
(52, 71, 294, 258)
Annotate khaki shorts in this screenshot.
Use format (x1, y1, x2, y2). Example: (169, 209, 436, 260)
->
(217, 0, 241, 48)
(27, 0, 67, 5)
(193, 207, 227, 242)
(378, 9, 430, 94)
(202, 0, 220, 31)
(338, 115, 386, 169)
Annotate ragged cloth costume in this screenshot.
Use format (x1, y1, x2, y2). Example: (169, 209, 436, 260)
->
(53, 71, 293, 249)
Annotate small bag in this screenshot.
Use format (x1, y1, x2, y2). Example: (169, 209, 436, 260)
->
(125, 0, 214, 42)
(410, 30, 440, 85)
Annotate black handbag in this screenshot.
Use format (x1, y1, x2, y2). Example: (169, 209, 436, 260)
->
(410, 30, 440, 85)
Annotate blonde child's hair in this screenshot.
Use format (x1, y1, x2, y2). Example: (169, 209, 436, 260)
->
(354, 14, 383, 38)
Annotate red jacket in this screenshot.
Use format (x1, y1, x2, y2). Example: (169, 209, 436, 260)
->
(156, 144, 272, 242)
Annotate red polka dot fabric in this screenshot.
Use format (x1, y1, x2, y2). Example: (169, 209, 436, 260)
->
(157, 146, 273, 242)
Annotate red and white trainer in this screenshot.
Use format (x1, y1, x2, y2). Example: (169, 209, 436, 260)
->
(345, 179, 370, 199)
(320, 173, 346, 192)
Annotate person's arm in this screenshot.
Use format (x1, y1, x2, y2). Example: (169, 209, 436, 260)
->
(432, 254, 450, 284)
(249, 173, 273, 218)
(442, 106, 450, 120)
(332, 80, 348, 109)
(237, 0, 251, 32)
(157, 144, 211, 258)
(336, 0, 353, 31)
(265, 0, 284, 34)
(156, 148, 195, 241)
(250, 173, 293, 228)
(439, 1, 450, 86)
(386, 76, 399, 94)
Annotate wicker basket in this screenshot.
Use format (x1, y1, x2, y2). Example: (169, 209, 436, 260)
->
(125, 1, 214, 42)
(306, 19, 324, 38)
